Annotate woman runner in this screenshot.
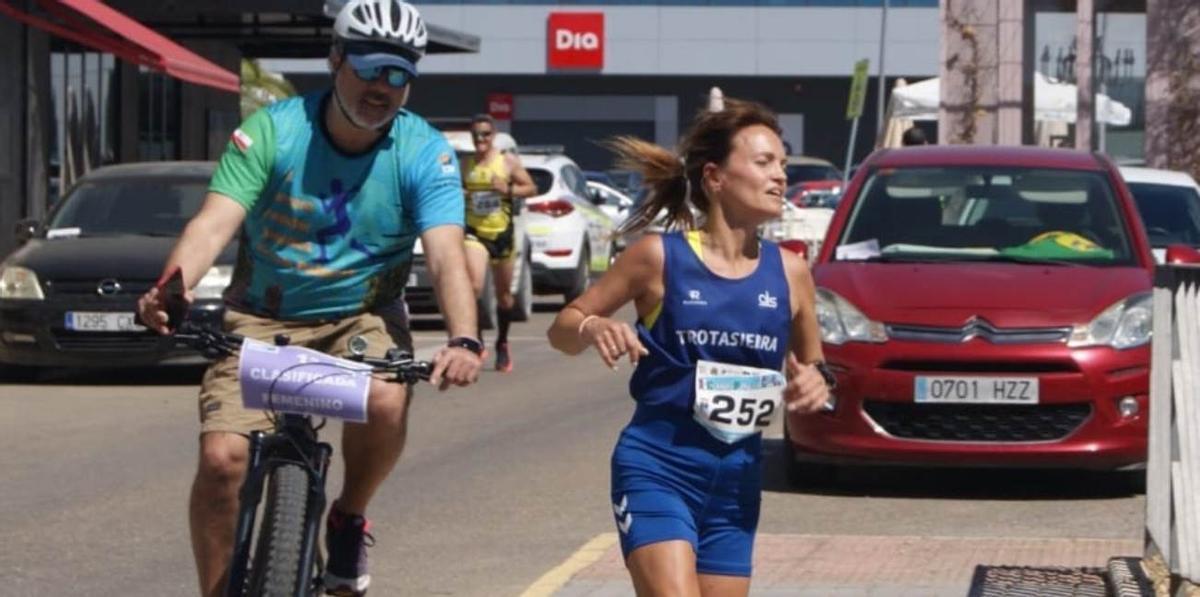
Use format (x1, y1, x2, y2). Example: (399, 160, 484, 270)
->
(547, 99, 835, 596)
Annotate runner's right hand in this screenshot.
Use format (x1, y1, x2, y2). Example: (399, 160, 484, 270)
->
(136, 286, 193, 335)
(580, 316, 648, 370)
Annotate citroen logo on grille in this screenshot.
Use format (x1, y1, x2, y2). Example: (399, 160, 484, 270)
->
(96, 279, 122, 296)
(961, 316, 994, 342)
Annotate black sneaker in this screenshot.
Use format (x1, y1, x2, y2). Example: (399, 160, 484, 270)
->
(323, 506, 374, 596)
(495, 342, 513, 373)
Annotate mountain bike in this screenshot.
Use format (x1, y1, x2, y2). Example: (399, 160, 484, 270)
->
(155, 269, 430, 596)
(174, 321, 430, 597)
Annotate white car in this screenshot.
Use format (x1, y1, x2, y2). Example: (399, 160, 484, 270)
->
(760, 200, 834, 264)
(586, 181, 634, 249)
(1120, 166, 1200, 263)
(521, 151, 617, 302)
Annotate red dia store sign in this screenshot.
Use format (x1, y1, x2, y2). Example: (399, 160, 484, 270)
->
(487, 93, 513, 121)
(547, 12, 604, 71)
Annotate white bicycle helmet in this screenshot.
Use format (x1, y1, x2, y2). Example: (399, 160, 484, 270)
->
(328, 0, 427, 76)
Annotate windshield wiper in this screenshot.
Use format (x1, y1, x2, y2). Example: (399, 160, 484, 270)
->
(968, 253, 1091, 267)
(840, 254, 951, 264)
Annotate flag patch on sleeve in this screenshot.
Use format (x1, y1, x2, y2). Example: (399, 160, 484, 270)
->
(231, 129, 253, 152)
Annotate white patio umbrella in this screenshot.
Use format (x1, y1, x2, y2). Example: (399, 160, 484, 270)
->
(888, 72, 1132, 126)
(879, 78, 913, 148)
(708, 86, 725, 112)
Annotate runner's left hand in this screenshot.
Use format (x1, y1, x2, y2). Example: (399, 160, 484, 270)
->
(783, 354, 829, 414)
(430, 346, 482, 390)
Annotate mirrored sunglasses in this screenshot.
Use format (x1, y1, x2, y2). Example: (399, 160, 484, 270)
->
(350, 65, 411, 89)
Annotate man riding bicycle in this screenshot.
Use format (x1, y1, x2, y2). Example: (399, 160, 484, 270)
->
(136, 1, 483, 595)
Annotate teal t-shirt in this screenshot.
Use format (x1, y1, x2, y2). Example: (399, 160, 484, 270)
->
(210, 92, 463, 320)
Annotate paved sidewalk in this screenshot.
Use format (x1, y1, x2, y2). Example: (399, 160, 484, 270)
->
(530, 533, 1141, 597)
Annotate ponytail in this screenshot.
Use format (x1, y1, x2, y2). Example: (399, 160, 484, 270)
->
(606, 136, 699, 235)
(605, 98, 781, 236)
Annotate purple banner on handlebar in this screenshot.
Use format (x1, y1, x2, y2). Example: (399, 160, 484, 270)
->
(238, 338, 372, 423)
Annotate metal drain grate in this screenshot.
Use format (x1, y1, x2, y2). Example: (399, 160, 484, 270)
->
(967, 565, 1109, 597)
(1106, 557, 1154, 597)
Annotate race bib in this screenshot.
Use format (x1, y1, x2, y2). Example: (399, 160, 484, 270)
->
(693, 359, 786, 444)
(470, 191, 502, 216)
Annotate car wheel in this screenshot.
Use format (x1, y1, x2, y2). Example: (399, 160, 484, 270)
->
(563, 242, 591, 304)
(1115, 470, 1146, 495)
(0, 364, 41, 383)
(782, 420, 836, 488)
(511, 253, 533, 322)
(478, 267, 497, 331)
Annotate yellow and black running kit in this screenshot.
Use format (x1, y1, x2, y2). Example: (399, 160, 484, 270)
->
(463, 152, 516, 262)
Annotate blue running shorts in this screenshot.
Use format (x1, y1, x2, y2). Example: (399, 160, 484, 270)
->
(609, 405, 763, 577)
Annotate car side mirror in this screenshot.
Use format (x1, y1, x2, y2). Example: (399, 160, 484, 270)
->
(13, 218, 37, 244)
(587, 187, 603, 205)
(1164, 243, 1200, 265)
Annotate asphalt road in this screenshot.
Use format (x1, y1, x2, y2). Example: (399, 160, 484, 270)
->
(0, 300, 1144, 596)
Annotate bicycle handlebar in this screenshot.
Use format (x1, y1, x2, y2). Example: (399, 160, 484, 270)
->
(172, 321, 433, 385)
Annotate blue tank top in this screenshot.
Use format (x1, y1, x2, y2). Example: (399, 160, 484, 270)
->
(629, 232, 791, 411)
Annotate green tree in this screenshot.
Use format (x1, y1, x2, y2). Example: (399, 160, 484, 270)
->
(240, 59, 297, 118)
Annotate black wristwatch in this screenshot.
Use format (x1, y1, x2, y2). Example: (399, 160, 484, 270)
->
(814, 361, 837, 390)
(447, 336, 484, 356)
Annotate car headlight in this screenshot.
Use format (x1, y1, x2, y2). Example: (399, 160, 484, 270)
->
(0, 265, 45, 300)
(815, 288, 887, 345)
(1068, 293, 1152, 349)
(193, 266, 232, 300)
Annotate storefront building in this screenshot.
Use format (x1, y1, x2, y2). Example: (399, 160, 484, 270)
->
(283, 0, 943, 170)
(0, 0, 478, 256)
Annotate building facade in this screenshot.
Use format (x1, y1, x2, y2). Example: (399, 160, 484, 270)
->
(281, 1, 943, 170)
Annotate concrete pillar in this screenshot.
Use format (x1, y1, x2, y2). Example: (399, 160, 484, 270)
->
(116, 62, 140, 164)
(1145, 0, 1200, 179)
(0, 16, 24, 257)
(0, 9, 50, 258)
(996, 0, 1031, 145)
(939, 0, 999, 144)
(1075, 0, 1095, 151)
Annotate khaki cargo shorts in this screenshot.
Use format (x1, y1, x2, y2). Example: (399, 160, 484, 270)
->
(198, 308, 412, 435)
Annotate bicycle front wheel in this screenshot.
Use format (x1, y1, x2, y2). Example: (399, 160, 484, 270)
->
(248, 463, 312, 596)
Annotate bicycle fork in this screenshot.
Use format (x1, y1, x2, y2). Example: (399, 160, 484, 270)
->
(224, 426, 333, 597)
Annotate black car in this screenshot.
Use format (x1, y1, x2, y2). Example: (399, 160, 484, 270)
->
(0, 161, 233, 374)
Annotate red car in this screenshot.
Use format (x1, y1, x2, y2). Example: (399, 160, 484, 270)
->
(784, 145, 1177, 485)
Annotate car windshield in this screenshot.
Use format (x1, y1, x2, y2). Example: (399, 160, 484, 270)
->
(787, 164, 840, 184)
(835, 166, 1135, 266)
(1127, 182, 1200, 247)
(607, 170, 643, 194)
(46, 178, 209, 237)
(528, 168, 554, 196)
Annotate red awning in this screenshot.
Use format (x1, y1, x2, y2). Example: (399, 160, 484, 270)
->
(0, 0, 239, 93)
